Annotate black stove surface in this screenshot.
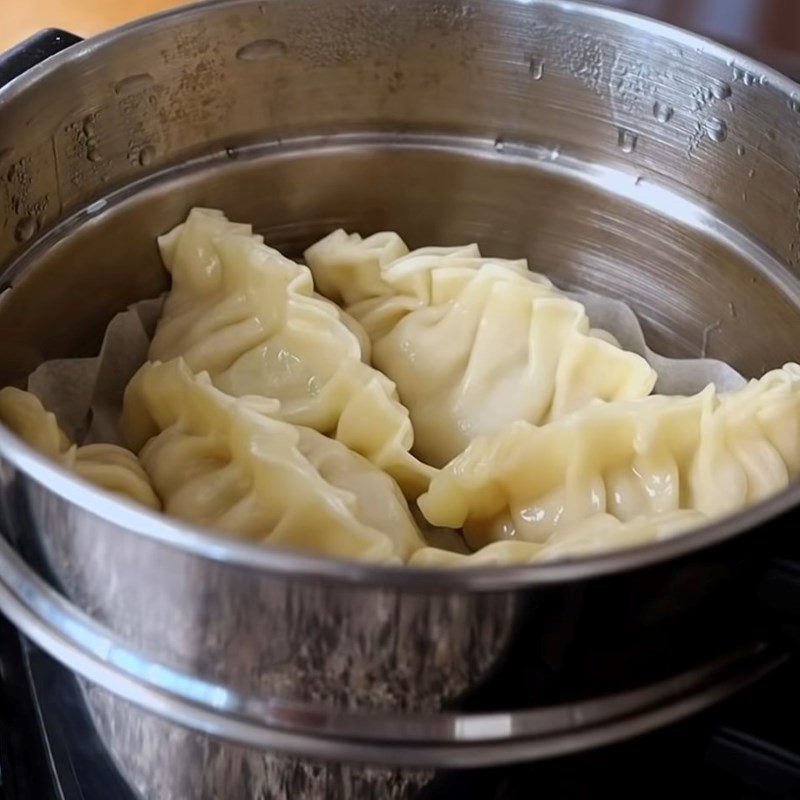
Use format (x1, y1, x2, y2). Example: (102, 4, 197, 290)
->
(0, 615, 136, 800)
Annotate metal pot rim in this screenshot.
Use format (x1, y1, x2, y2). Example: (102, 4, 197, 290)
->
(2, 0, 800, 590)
(4, 0, 799, 107)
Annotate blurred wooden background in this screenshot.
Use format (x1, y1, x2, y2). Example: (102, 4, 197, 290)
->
(1, 0, 183, 51)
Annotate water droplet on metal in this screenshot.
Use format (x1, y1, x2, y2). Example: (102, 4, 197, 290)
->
(87, 147, 102, 163)
(748, 167, 755, 178)
(548, 145, 561, 161)
(790, 96, 800, 113)
(617, 128, 638, 154)
(652, 101, 673, 123)
(138, 145, 155, 167)
(528, 57, 544, 80)
(13, 217, 36, 243)
(86, 199, 107, 215)
(700, 320, 722, 358)
(82, 115, 96, 138)
(736, 144, 746, 156)
(493, 136, 505, 152)
(236, 39, 288, 61)
(733, 66, 759, 86)
(759, 74, 769, 86)
(114, 73, 155, 96)
(711, 80, 731, 100)
(704, 117, 727, 143)
(226, 146, 240, 160)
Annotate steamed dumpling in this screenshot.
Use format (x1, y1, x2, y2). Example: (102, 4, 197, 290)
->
(122, 358, 425, 563)
(305, 230, 657, 467)
(409, 510, 706, 567)
(418, 365, 800, 550)
(0, 387, 160, 510)
(536, 509, 707, 561)
(150, 209, 434, 497)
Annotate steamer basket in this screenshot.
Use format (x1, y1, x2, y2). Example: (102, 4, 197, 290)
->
(0, 1, 798, 797)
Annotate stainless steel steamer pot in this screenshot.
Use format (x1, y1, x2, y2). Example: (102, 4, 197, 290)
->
(0, 1, 799, 797)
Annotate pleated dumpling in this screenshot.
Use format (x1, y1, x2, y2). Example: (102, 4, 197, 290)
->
(0, 387, 160, 510)
(305, 230, 657, 467)
(121, 359, 425, 563)
(150, 209, 434, 497)
(408, 510, 707, 567)
(418, 365, 800, 551)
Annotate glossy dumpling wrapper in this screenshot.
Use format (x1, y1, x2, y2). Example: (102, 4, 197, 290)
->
(691, 365, 800, 515)
(408, 510, 707, 567)
(536, 509, 708, 561)
(304, 229, 483, 307)
(409, 539, 546, 568)
(305, 230, 657, 467)
(122, 358, 425, 563)
(150, 209, 434, 497)
(0, 387, 160, 510)
(418, 365, 800, 550)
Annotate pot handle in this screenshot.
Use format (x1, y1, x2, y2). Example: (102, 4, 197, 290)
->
(0, 29, 82, 89)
